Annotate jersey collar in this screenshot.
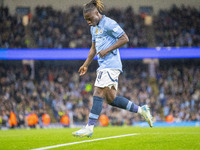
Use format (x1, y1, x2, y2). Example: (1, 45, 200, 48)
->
(97, 15, 105, 27)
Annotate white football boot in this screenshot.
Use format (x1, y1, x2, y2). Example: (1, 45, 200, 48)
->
(72, 124, 94, 137)
(140, 105, 153, 127)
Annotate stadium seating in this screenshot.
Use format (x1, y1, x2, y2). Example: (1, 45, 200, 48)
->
(0, 60, 199, 128)
(1, 5, 200, 49)
(0, 7, 27, 48)
(0, 5, 200, 128)
(154, 5, 200, 47)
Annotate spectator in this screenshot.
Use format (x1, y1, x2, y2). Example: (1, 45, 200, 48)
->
(0, 7, 27, 48)
(0, 60, 200, 128)
(154, 5, 200, 47)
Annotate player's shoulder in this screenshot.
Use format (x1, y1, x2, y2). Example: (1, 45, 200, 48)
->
(103, 16, 118, 29)
(104, 16, 117, 25)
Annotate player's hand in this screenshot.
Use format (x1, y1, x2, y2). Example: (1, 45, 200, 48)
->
(97, 49, 109, 58)
(78, 65, 88, 76)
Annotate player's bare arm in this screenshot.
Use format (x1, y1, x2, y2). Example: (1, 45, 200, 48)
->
(98, 33, 129, 58)
(78, 42, 96, 76)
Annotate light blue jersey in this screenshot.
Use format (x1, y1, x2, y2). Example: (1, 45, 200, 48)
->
(91, 15, 125, 72)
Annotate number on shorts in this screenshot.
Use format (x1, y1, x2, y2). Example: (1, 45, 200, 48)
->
(98, 71, 103, 79)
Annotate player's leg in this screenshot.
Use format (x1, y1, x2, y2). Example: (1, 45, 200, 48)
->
(105, 86, 139, 113)
(88, 87, 104, 126)
(105, 87, 153, 127)
(72, 87, 104, 137)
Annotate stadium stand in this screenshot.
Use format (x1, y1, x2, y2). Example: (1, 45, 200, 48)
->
(0, 60, 200, 128)
(1, 5, 200, 49)
(0, 4, 200, 129)
(30, 5, 200, 49)
(154, 5, 200, 47)
(30, 6, 147, 48)
(0, 6, 27, 48)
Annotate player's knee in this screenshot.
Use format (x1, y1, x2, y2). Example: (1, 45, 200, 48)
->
(105, 93, 116, 104)
(104, 87, 117, 104)
(105, 97, 115, 104)
(93, 87, 105, 98)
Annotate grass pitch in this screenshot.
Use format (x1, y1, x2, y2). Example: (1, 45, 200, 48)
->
(0, 126, 199, 150)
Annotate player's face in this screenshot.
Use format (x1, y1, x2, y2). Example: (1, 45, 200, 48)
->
(84, 10, 100, 26)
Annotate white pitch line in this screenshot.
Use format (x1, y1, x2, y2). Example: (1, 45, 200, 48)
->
(31, 133, 139, 150)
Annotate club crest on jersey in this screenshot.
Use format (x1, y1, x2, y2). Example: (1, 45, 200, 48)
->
(99, 29, 103, 34)
(95, 28, 103, 35)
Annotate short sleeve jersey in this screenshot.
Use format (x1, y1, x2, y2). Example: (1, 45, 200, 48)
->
(90, 15, 124, 72)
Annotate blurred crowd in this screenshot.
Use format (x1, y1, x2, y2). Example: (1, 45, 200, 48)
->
(0, 60, 200, 128)
(31, 6, 147, 48)
(0, 7, 27, 48)
(30, 5, 200, 48)
(1, 5, 200, 49)
(154, 5, 200, 47)
(1, 4, 200, 128)
(156, 61, 200, 122)
(0, 63, 48, 128)
(31, 6, 91, 49)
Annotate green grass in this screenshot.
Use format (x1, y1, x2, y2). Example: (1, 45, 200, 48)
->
(0, 127, 200, 150)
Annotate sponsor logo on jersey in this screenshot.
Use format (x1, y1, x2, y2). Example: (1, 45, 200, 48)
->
(96, 28, 99, 34)
(113, 26, 120, 32)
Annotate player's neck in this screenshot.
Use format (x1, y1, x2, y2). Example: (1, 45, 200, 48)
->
(97, 14, 103, 26)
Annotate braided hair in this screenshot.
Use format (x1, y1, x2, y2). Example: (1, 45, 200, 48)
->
(83, 0, 104, 13)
